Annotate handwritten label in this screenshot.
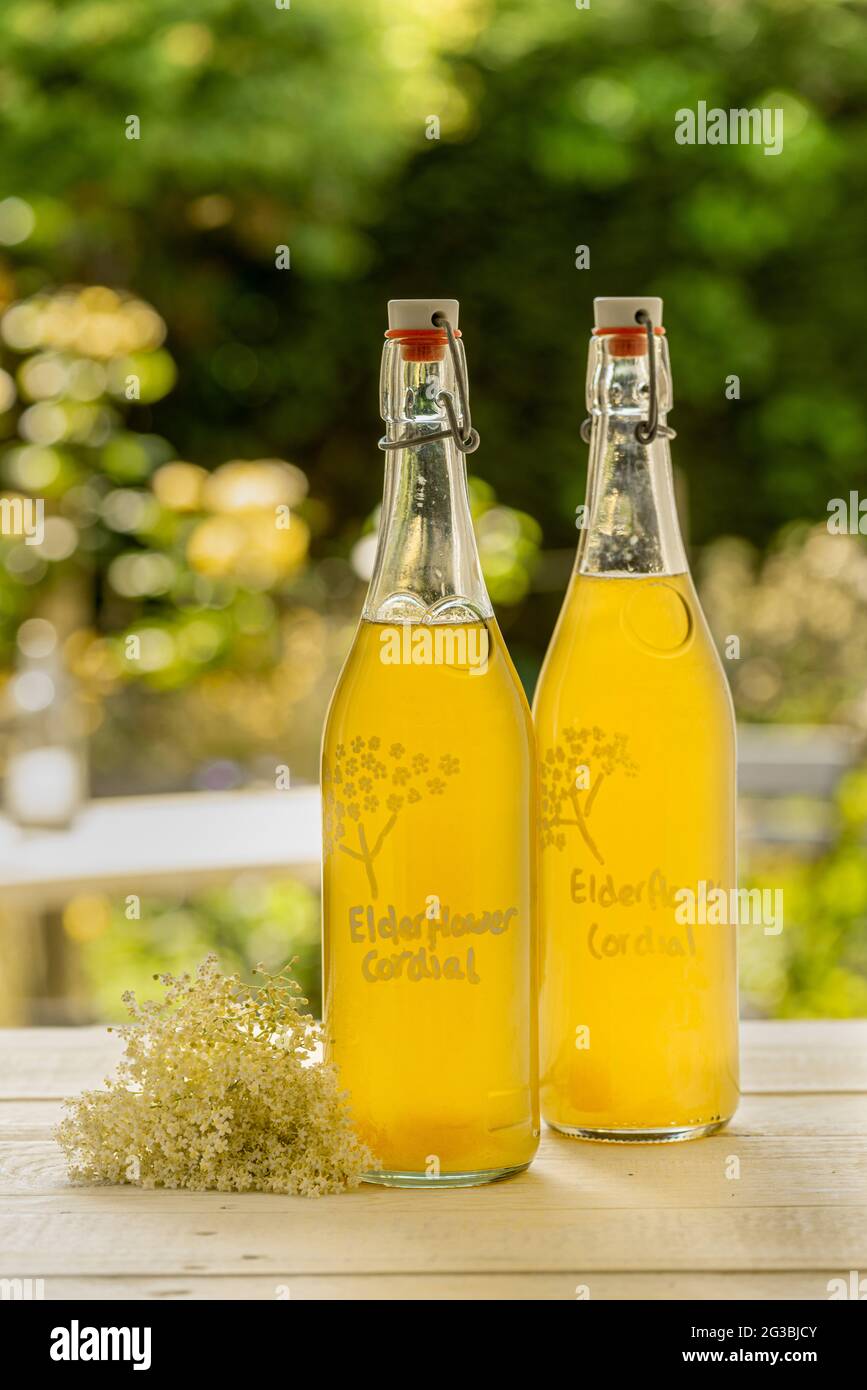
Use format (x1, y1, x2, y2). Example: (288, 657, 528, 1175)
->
(348, 902, 517, 983)
(569, 867, 722, 962)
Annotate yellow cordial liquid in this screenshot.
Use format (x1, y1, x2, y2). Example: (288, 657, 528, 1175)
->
(323, 620, 538, 1181)
(534, 571, 738, 1137)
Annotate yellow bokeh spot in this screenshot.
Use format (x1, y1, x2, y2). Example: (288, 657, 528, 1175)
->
(79, 287, 119, 314)
(204, 459, 308, 514)
(65, 631, 124, 690)
(187, 515, 247, 576)
(248, 510, 310, 583)
(1, 287, 167, 359)
(153, 460, 208, 512)
(162, 22, 214, 67)
(63, 894, 112, 943)
(187, 510, 309, 584)
(187, 194, 234, 230)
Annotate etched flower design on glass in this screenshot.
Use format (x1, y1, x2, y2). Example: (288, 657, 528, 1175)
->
(322, 735, 461, 896)
(539, 724, 637, 865)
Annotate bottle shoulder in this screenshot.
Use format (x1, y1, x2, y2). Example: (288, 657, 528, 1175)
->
(534, 571, 734, 724)
(323, 618, 534, 751)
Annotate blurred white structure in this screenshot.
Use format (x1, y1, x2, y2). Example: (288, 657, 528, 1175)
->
(0, 785, 321, 907)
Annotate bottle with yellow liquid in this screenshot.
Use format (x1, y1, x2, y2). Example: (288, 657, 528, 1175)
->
(321, 298, 539, 1185)
(533, 296, 739, 1141)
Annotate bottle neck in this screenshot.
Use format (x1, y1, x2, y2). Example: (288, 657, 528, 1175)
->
(363, 334, 492, 623)
(577, 330, 687, 577)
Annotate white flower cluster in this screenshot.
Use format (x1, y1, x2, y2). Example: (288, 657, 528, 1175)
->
(56, 955, 376, 1196)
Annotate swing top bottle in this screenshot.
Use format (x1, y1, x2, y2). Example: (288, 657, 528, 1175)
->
(533, 296, 739, 1141)
(321, 299, 539, 1185)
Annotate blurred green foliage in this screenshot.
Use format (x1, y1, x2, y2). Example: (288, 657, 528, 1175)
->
(0, 0, 865, 1020)
(0, 0, 863, 576)
(741, 766, 867, 1017)
(700, 524, 867, 727)
(69, 877, 321, 1022)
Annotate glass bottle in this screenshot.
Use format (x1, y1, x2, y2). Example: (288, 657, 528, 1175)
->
(321, 299, 539, 1185)
(533, 296, 739, 1141)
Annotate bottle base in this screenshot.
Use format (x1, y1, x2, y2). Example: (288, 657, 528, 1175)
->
(361, 1161, 532, 1189)
(546, 1118, 732, 1144)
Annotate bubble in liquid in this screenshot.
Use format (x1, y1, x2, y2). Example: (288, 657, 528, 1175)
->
(622, 582, 693, 655)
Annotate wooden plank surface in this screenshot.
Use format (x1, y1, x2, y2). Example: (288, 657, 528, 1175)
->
(0, 1021, 865, 1300)
(1, 1203, 864, 1276)
(31, 1272, 848, 1301)
(3, 1134, 866, 1207)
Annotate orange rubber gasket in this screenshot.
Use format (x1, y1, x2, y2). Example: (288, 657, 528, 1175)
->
(385, 327, 462, 362)
(593, 325, 665, 357)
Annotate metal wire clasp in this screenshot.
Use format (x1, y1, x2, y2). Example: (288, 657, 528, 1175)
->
(580, 308, 675, 446)
(379, 314, 480, 455)
(634, 309, 661, 445)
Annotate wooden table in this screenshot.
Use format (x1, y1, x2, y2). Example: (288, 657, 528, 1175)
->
(2, 1021, 866, 1301)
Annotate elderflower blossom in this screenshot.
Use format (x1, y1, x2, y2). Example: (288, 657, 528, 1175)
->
(55, 955, 376, 1196)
